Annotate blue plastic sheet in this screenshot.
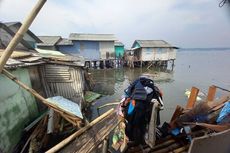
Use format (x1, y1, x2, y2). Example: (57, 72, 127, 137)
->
(216, 102, 230, 124)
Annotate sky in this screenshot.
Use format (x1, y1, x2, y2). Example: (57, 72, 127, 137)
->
(0, 0, 230, 48)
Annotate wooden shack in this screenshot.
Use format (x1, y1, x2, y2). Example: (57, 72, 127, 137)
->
(131, 40, 178, 67)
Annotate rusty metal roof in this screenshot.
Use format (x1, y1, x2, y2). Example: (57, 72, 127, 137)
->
(69, 33, 116, 41)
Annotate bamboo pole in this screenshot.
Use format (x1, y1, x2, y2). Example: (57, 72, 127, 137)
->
(46, 108, 115, 153)
(0, 0, 46, 72)
(2, 69, 81, 121)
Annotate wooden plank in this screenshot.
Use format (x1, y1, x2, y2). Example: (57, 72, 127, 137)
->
(60, 111, 120, 153)
(45, 109, 115, 153)
(170, 105, 184, 122)
(186, 87, 199, 109)
(206, 85, 216, 102)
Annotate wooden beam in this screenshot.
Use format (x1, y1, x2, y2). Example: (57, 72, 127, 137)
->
(45, 108, 115, 153)
(206, 85, 216, 102)
(186, 87, 199, 109)
(170, 105, 184, 122)
(0, 0, 46, 72)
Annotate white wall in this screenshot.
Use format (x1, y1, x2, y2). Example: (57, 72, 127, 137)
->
(141, 47, 176, 61)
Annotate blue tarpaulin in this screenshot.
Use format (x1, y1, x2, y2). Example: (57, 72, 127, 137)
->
(216, 101, 230, 124)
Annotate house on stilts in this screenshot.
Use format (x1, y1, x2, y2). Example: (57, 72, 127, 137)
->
(129, 40, 178, 68)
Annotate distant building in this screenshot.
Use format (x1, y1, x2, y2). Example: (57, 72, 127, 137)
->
(131, 40, 178, 62)
(114, 41, 125, 58)
(0, 22, 42, 50)
(58, 33, 116, 60)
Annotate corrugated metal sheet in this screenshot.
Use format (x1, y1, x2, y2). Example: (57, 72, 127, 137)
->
(69, 33, 116, 41)
(114, 41, 124, 46)
(35, 48, 65, 56)
(57, 38, 73, 46)
(133, 40, 178, 48)
(40, 64, 85, 106)
(4, 22, 42, 43)
(37, 36, 61, 46)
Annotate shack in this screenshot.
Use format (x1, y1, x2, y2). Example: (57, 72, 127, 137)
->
(131, 40, 178, 67)
(57, 33, 116, 68)
(0, 22, 87, 153)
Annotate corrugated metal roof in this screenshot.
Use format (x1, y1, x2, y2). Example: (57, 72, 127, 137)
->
(134, 40, 178, 48)
(4, 22, 42, 43)
(37, 36, 61, 46)
(35, 48, 65, 56)
(0, 22, 34, 50)
(0, 49, 32, 58)
(69, 33, 116, 41)
(57, 38, 73, 46)
(114, 41, 124, 46)
(5, 58, 44, 69)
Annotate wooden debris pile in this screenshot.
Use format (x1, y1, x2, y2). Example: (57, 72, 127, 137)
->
(17, 108, 119, 153)
(127, 85, 230, 153)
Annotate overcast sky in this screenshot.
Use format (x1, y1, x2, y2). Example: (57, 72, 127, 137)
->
(0, 0, 230, 48)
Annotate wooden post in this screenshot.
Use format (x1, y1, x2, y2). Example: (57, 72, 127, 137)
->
(206, 85, 217, 102)
(45, 109, 114, 153)
(186, 87, 199, 109)
(102, 137, 109, 153)
(0, 0, 46, 72)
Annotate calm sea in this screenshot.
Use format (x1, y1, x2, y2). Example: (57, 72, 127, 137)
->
(88, 49, 230, 122)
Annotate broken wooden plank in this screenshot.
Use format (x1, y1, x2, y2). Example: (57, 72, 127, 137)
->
(183, 122, 230, 132)
(46, 108, 115, 153)
(206, 85, 216, 102)
(186, 87, 199, 109)
(60, 111, 120, 153)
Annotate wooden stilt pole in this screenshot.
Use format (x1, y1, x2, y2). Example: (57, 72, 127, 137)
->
(0, 0, 47, 72)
